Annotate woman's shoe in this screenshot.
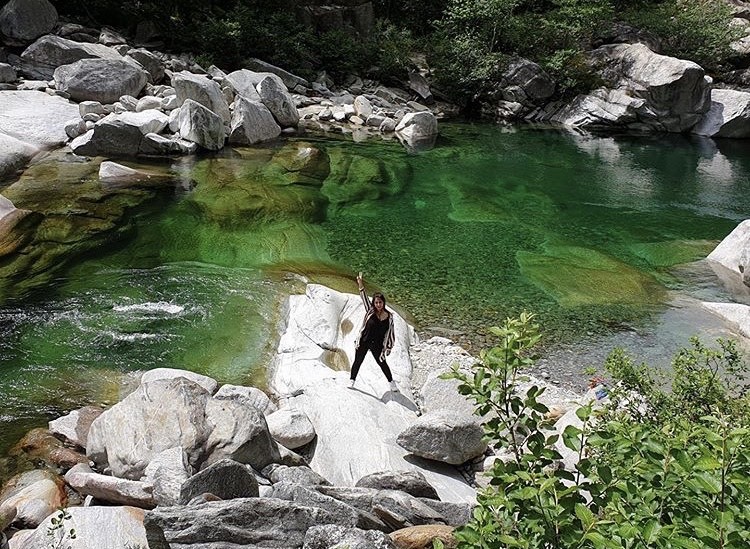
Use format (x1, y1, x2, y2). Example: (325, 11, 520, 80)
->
(348, 379, 355, 389)
(389, 380, 399, 393)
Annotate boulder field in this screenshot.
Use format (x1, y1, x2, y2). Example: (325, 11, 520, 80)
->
(0, 284, 586, 549)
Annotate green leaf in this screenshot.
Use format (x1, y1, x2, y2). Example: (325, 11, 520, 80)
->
(575, 502, 596, 528)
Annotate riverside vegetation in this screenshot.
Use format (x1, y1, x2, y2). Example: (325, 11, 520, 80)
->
(50, 0, 741, 109)
(446, 313, 750, 549)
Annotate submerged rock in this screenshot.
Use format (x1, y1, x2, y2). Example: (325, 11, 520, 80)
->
(517, 244, 666, 306)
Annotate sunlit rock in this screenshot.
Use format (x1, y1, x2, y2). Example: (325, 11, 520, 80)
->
(87, 377, 214, 479)
(228, 96, 281, 145)
(142, 447, 191, 507)
(396, 411, 487, 465)
(0, 469, 65, 528)
(395, 111, 438, 140)
(693, 88, 750, 138)
(64, 463, 155, 508)
(256, 75, 299, 128)
(269, 285, 475, 502)
(702, 302, 750, 339)
(532, 43, 710, 133)
(172, 70, 231, 124)
(178, 98, 226, 150)
(225, 69, 264, 101)
(707, 219, 750, 288)
(18, 505, 147, 549)
(110, 109, 169, 135)
(266, 408, 316, 450)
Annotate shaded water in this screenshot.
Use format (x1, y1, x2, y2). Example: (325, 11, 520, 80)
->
(1, 123, 749, 464)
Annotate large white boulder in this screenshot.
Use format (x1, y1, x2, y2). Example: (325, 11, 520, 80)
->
(0, 470, 64, 528)
(0, 90, 79, 147)
(0, 0, 57, 46)
(171, 70, 231, 123)
(396, 410, 487, 465)
(86, 377, 214, 479)
(64, 463, 155, 508)
(395, 111, 438, 140)
(228, 97, 281, 145)
(534, 43, 710, 133)
(18, 506, 147, 549)
(19, 34, 122, 80)
(706, 219, 750, 287)
(53, 58, 148, 104)
(256, 75, 299, 128)
(225, 69, 264, 101)
(0, 90, 79, 179)
(178, 98, 226, 150)
(270, 285, 475, 503)
(693, 88, 750, 138)
(269, 284, 414, 396)
(87, 372, 280, 480)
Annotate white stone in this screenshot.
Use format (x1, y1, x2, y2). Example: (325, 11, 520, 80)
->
(256, 75, 299, 127)
(135, 95, 162, 112)
(395, 111, 438, 139)
(64, 463, 155, 507)
(266, 408, 315, 449)
(228, 97, 281, 145)
(177, 98, 226, 150)
(171, 70, 231, 123)
(17, 505, 147, 549)
(269, 285, 475, 503)
(139, 367, 218, 394)
(707, 219, 750, 283)
(693, 88, 750, 138)
(78, 100, 105, 117)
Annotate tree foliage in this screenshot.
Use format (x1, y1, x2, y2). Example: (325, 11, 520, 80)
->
(444, 314, 750, 548)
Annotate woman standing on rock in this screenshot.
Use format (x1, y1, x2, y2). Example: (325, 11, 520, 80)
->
(350, 272, 399, 392)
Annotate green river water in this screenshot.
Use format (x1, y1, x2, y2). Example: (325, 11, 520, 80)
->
(1, 122, 749, 468)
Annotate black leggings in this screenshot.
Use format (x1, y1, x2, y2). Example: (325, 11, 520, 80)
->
(350, 343, 393, 382)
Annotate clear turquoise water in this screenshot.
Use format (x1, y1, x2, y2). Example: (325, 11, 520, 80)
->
(1, 123, 748, 464)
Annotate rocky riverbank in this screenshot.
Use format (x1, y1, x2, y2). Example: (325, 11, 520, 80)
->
(0, 284, 587, 549)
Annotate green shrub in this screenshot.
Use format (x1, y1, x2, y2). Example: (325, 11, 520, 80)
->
(622, 0, 741, 71)
(445, 313, 750, 549)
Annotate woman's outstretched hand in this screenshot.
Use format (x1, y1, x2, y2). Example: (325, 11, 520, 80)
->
(356, 272, 364, 291)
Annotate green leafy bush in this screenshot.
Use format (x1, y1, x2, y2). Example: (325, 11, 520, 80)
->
(622, 0, 741, 71)
(445, 313, 750, 549)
